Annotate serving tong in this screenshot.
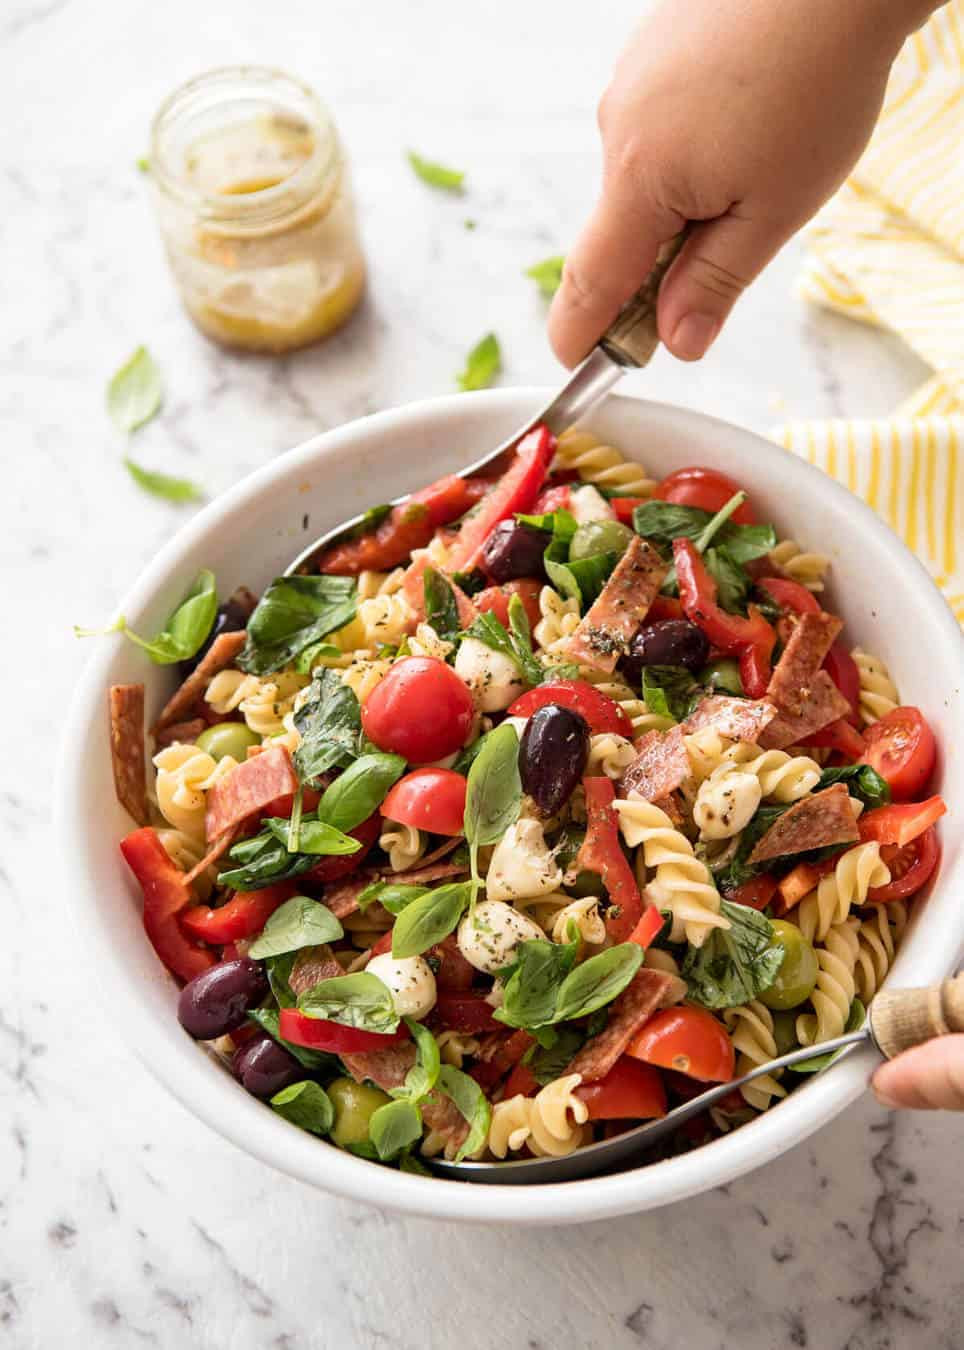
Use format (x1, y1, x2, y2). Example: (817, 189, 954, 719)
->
(426, 974, 964, 1184)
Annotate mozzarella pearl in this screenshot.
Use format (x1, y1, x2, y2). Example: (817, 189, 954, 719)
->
(454, 638, 527, 712)
(457, 901, 546, 975)
(486, 818, 563, 903)
(569, 484, 615, 524)
(365, 953, 437, 1020)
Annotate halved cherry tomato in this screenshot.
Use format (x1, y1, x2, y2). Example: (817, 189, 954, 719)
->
(381, 768, 467, 837)
(278, 1008, 410, 1054)
(627, 1006, 735, 1082)
(574, 1056, 667, 1120)
(627, 907, 666, 949)
(434, 992, 500, 1033)
(362, 657, 475, 764)
(531, 483, 571, 514)
(654, 467, 756, 524)
(503, 1061, 539, 1098)
(180, 882, 296, 944)
(446, 425, 557, 571)
(726, 874, 779, 911)
(867, 827, 940, 903)
(804, 718, 866, 759)
(303, 812, 380, 883)
(610, 496, 647, 524)
(858, 796, 947, 848)
(755, 576, 821, 616)
(859, 707, 937, 801)
(823, 641, 861, 725)
(120, 827, 216, 982)
(508, 679, 633, 738)
(475, 578, 543, 631)
(318, 475, 487, 574)
(577, 777, 642, 941)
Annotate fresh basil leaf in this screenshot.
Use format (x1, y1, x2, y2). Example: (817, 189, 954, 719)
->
(464, 723, 522, 851)
(553, 944, 644, 1022)
(349, 503, 392, 539)
(247, 896, 344, 960)
(465, 598, 543, 686)
(632, 499, 776, 565)
(247, 1008, 338, 1071)
(692, 492, 749, 552)
(240, 576, 357, 675)
(391, 882, 473, 959)
(681, 901, 784, 1010)
(369, 1099, 423, 1160)
(399, 1150, 432, 1176)
(293, 669, 364, 785)
(317, 754, 407, 833)
(704, 545, 750, 614)
(546, 551, 618, 609)
(265, 952, 298, 1009)
(358, 881, 431, 915)
(642, 665, 700, 724)
(451, 568, 487, 597)
(516, 508, 578, 545)
(407, 149, 464, 192)
(106, 345, 162, 433)
(525, 255, 565, 298)
(817, 765, 890, 811)
(293, 641, 344, 675)
(423, 566, 461, 644)
(218, 831, 319, 891)
(457, 333, 501, 392)
(523, 1025, 586, 1086)
(718, 523, 778, 566)
(77, 569, 219, 665)
(389, 1018, 441, 1104)
(345, 1139, 379, 1159)
(297, 971, 399, 1033)
(495, 938, 579, 1030)
(270, 1081, 334, 1136)
(436, 1065, 491, 1162)
(124, 457, 203, 503)
(790, 999, 866, 1073)
(263, 816, 362, 858)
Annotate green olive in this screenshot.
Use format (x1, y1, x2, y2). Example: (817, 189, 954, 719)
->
(759, 920, 819, 1011)
(195, 721, 261, 762)
(699, 658, 745, 697)
(769, 1009, 800, 1057)
(328, 1077, 391, 1148)
(569, 519, 634, 563)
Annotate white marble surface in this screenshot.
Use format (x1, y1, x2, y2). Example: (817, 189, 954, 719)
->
(2, 1, 960, 1347)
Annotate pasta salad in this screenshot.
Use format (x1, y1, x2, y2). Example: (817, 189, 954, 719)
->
(106, 423, 946, 1171)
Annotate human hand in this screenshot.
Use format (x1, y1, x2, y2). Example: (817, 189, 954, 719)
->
(549, 0, 936, 366)
(872, 1035, 964, 1111)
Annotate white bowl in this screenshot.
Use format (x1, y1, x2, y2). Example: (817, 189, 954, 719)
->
(58, 390, 964, 1225)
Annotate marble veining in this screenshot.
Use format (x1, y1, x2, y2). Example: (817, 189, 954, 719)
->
(1, 1, 959, 1347)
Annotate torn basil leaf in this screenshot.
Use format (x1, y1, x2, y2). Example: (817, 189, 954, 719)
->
(239, 576, 357, 675)
(407, 150, 464, 192)
(270, 1081, 334, 1136)
(423, 566, 461, 644)
(457, 333, 501, 392)
(297, 972, 399, 1034)
(247, 896, 344, 960)
(106, 345, 162, 433)
(293, 669, 364, 785)
(682, 901, 785, 1010)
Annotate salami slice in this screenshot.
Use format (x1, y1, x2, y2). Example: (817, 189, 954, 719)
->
(564, 968, 681, 1083)
(767, 612, 843, 716)
(681, 695, 778, 743)
(153, 717, 206, 750)
(152, 630, 247, 734)
(109, 684, 148, 825)
(204, 744, 298, 841)
(758, 672, 851, 750)
(619, 726, 690, 801)
(288, 945, 344, 997)
(342, 1045, 469, 1151)
(748, 783, 858, 863)
(652, 792, 685, 827)
(182, 824, 240, 886)
(562, 537, 666, 672)
(320, 856, 467, 921)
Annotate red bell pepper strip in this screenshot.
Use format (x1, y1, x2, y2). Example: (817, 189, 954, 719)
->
(802, 717, 866, 759)
(576, 777, 643, 943)
(119, 827, 216, 982)
(434, 992, 501, 1033)
(508, 679, 634, 738)
(772, 859, 836, 914)
(858, 796, 947, 848)
(278, 1008, 410, 1054)
(180, 882, 296, 945)
(626, 907, 666, 950)
(674, 539, 776, 699)
(445, 424, 556, 572)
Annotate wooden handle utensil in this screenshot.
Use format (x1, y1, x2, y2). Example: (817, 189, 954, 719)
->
(868, 974, 964, 1059)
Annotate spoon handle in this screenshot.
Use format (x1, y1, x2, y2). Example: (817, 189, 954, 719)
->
(599, 226, 692, 367)
(868, 973, 964, 1058)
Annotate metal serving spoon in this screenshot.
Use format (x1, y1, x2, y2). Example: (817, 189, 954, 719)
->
(284, 230, 691, 576)
(426, 974, 964, 1185)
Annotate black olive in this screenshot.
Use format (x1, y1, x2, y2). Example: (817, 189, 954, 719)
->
(177, 959, 268, 1041)
(620, 619, 710, 683)
(520, 705, 591, 816)
(481, 520, 549, 584)
(233, 1034, 302, 1099)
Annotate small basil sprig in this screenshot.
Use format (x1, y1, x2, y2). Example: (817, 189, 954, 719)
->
(436, 1066, 491, 1162)
(293, 670, 365, 785)
(462, 609, 543, 688)
(218, 831, 319, 892)
(106, 345, 162, 433)
(369, 1099, 423, 1161)
(497, 942, 643, 1031)
(389, 1019, 440, 1105)
(463, 724, 522, 896)
(817, 765, 890, 811)
(297, 971, 399, 1034)
(240, 575, 357, 675)
(247, 896, 344, 960)
(317, 753, 407, 833)
(423, 567, 461, 645)
(358, 881, 431, 915)
(495, 937, 579, 1030)
(642, 666, 701, 724)
(391, 881, 473, 959)
(263, 816, 362, 858)
(270, 1081, 334, 1136)
(75, 569, 217, 665)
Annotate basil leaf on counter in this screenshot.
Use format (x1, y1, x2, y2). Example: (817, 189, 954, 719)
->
(553, 944, 643, 1022)
(270, 1081, 334, 1136)
(494, 938, 579, 1030)
(263, 816, 362, 858)
(297, 972, 399, 1034)
(525, 255, 565, 298)
(369, 1100, 423, 1161)
(389, 1019, 440, 1105)
(817, 765, 890, 811)
(423, 566, 461, 644)
(293, 669, 364, 785)
(436, 1066, 491, 1162)
(247, 896, 344, 960)
(124, 457, 203, 503)
(218, 830, 319, 892)
(106, 345, 162, 433)
(357, 881, 431, 915)
(76, 569, 218, 665)
(247, 1008, 338, 1071)
(457, 333, 501, 392)
(239, 576, 357, 675)
(391, 882, 473, 959)
(407, 150, 465, 192)
(317, 753, 407, 833)
(642, 666, 701, 724)
(682, 901, 784, 1010)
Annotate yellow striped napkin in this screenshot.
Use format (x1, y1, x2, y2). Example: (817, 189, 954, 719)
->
(772, 0, 964, 625)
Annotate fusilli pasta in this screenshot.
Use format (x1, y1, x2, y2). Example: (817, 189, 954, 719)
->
(722, 1001, 788, 1111)
(768, 539, 831, 592)
(156, 827, 215, 900)
(853, 906, 899, 1003)
(533, 585, 581, 652)
(407, 622, 454, 662)
(379, 821, 425, 871)
(487, 1074, 591, 1158)
(357, 591, 416, 648)
(153, 744, 237, 842)
(436, 1030, 481, 1069)
(796, 918, 860, 1046)
(554, 428, 656, 497)
(341, 657, 392, 704)
(586, 732, 638, 780)
(796, 841, 891, 943)
(715, 743, 823, 802)
(852, 648, 900, 725)
(549, 896, 606, 952)
(693, 767, 762, 840)
(205, 669, 309, 738)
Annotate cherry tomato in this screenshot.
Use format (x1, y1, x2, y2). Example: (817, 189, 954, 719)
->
(859, 706, 936, 801)
(278, 1009, 410, 1054)
(531, 483, 571, 515)
(433, 992, 500, 1033)
(859, 796, 947, 848)
(503, 1061, 539, 1098)
(475, 578, 543, 631)
(429, 934, 475, 992)
(654, 467, 756, 524)
(573, 1056, 667, 1120)
(260, 786, 321, 821)
(362, 657, 475, 764)
(610, 497, 647, 524)
(823, 641, 861, 725)
(381, 768, 467, 836)
(303, 813, 380, 883)
(627, 1006, 735, 1082)
(867, 827, 940, 903)
(508, 679, 633, 738)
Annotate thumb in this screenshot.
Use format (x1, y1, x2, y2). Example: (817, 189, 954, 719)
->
(872, 1035, 964, 1111)
(656, 210, 796, 361)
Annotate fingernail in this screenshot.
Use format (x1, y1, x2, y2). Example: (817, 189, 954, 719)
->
(671, 312, 720, 360)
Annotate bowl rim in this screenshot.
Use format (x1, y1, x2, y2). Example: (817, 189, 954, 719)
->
(57, 388, 964, 1225)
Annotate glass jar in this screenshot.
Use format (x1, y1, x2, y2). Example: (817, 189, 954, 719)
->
(150, 66, 366, 353)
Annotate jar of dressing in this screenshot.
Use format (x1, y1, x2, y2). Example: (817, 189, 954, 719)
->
(149, 66, 365, 353)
